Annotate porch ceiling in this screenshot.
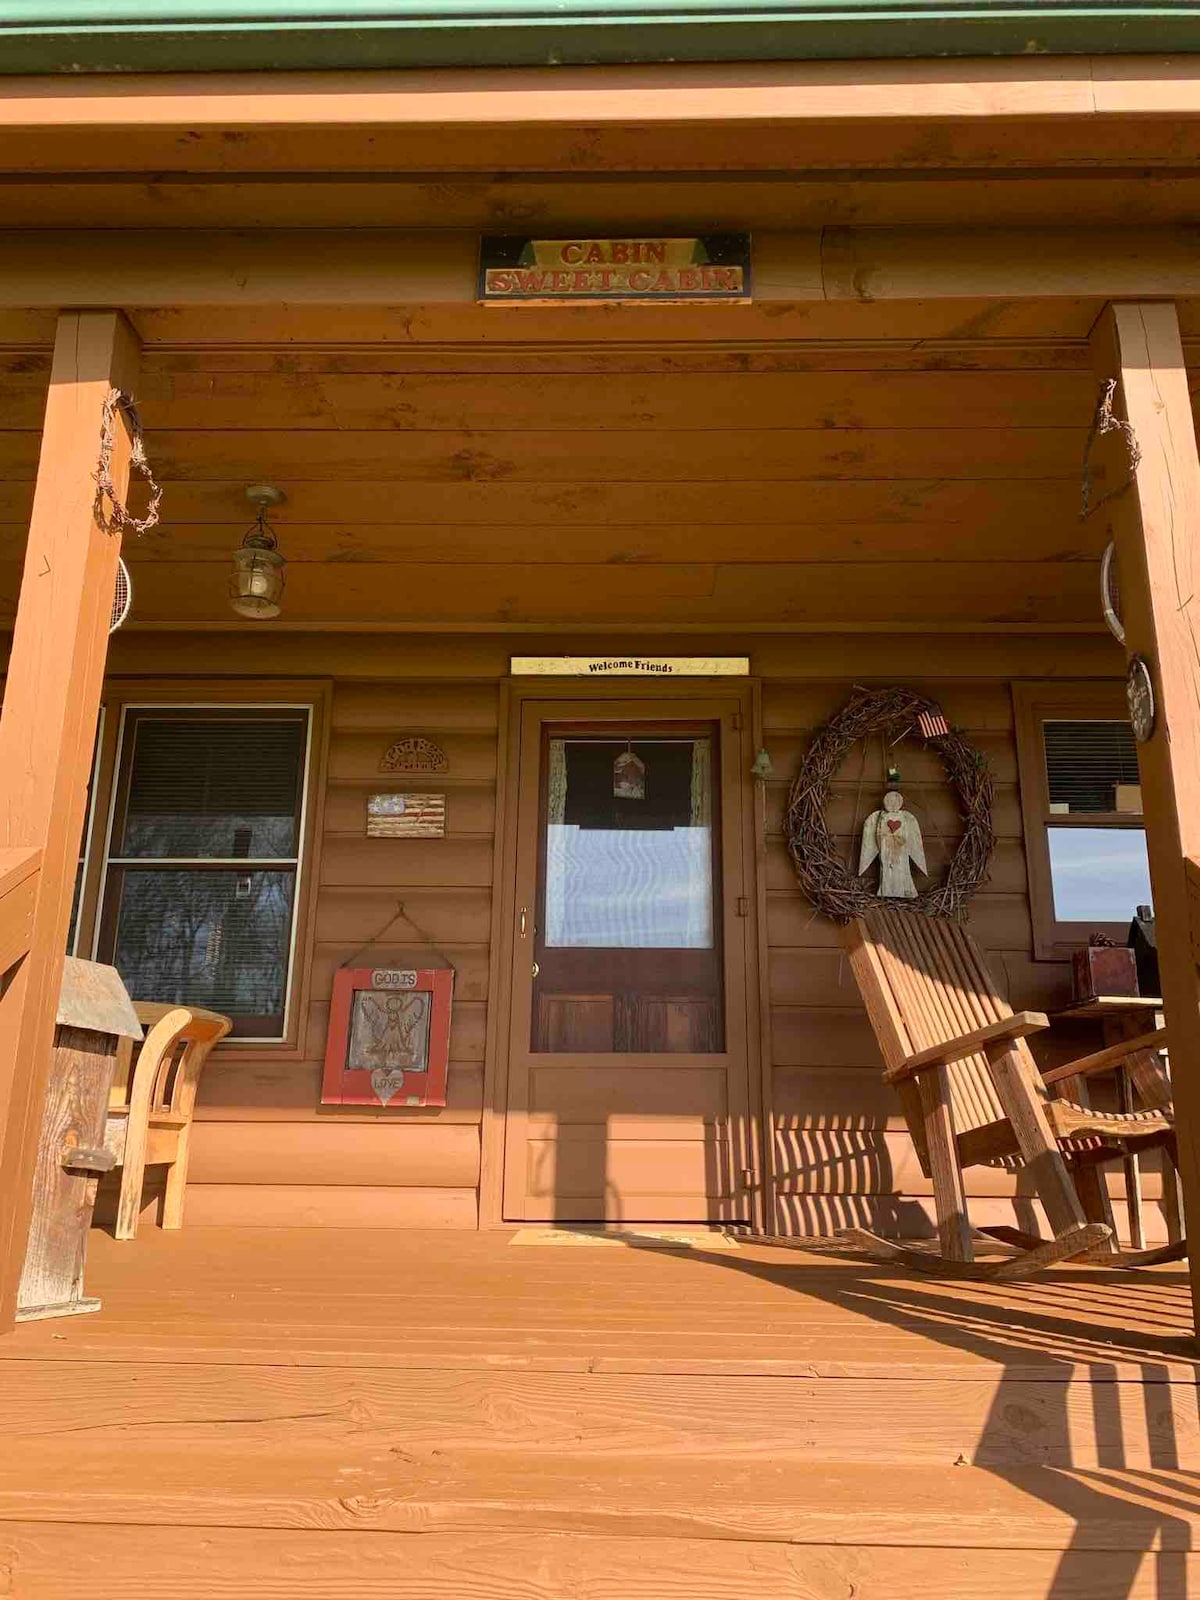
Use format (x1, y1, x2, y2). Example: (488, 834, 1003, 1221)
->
(0, 333, 1188, 633)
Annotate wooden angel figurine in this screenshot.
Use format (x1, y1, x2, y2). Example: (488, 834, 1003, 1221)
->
(859, 790, 927, 900)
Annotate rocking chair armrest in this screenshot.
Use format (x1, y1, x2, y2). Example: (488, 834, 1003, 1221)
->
(883, 1011, 1050, 1086)
(1041, 1026, 1169, 1088)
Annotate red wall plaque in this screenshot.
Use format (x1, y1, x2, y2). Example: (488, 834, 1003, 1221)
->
(321, 966, 453, 1108)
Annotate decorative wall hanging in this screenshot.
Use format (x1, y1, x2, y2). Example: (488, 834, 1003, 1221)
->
(859, 789, 927, 900)
(480, 235, 751, 303)
(511, 656, 749, 677)
(1126, 656, 1156, 742)
(93, 387, 162, 538)
(366, 793, 446, 838)
(1080, 376, 1141, 523)
(379, 736, 449, 774)
(613, 745, 646, 800)
(786, 686, 995, 923)
(1100, 542, 1126, 644)
(322, 966, 453, 1108)
(109, 557, 133, 634)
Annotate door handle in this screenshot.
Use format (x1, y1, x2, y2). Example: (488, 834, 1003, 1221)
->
(519, 907, 528, 938)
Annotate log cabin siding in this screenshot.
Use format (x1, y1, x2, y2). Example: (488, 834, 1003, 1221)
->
(106, 673, 501, 1231)
(763, 677, 1058, 1239)
(74, 630, 1145, 1236)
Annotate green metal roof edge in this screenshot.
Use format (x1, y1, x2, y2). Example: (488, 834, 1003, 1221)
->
(3, 7, 1200, 72)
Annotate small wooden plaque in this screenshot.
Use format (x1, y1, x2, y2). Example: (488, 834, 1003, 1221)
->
(379, 736, 448, 774)
(367, 793, 446, 838)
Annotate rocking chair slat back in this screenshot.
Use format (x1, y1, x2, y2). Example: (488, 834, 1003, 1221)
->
(850, 908, 1009, 1143)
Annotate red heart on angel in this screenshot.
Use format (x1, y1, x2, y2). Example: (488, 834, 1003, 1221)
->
(886, 818, 902, 833)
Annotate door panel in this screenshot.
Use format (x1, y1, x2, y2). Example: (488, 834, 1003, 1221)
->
(533, 731, 723, 1054)
(501, 695, 755, 1223)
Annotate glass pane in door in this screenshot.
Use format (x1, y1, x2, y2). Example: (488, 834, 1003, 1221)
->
(532, 730, 723, 1054)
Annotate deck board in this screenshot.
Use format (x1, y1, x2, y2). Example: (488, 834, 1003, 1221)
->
(1, 1228, 1197, 1596)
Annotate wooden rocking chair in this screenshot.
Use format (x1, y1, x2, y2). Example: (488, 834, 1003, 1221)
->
(839, 906, 1182, 1281)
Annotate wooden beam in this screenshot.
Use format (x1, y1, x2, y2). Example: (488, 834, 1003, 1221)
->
(1089, 300, 1200, 1335)
(0, 311, 140, 1333)
(1, 58, 1199, 132)
(0, 227, 1194, 308)
(819, 227, 1200, 302)
(0, 845, 40, 977)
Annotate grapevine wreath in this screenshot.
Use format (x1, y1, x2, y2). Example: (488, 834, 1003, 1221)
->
(785, 686, 996, 922)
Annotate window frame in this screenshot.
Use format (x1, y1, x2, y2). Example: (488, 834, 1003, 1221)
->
(69, 708, 105, 956)
(1013, 680, 1147, 961)
(85, 680, 330, 1055)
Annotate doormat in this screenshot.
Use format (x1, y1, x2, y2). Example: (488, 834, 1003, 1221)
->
(510, 1226, 740, 1250)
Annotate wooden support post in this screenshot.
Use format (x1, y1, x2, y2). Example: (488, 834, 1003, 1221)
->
(1090, 302, 1200, 1327)
(0, 311, 139, 1333)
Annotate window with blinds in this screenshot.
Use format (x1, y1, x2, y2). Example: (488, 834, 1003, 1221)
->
(1043, 719, 1141, 814)
(97, 708, 311, 1038)
(1041, 716, 1149, 925)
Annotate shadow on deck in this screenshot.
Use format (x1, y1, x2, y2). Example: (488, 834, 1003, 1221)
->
(0, 1224, 1196, 1597)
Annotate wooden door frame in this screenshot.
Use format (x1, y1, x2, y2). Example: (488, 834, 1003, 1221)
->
(479, 674, 767, 1229)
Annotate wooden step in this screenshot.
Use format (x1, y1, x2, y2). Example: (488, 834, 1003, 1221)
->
(0, 1359, 1195, 1469)
(2, 1520, 1196, 1599)
(0, 1446, 1195, 1551)
(8, 1319, 1196, 1379)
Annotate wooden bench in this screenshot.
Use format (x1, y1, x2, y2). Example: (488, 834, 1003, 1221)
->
(104, 1002, 231, 1241)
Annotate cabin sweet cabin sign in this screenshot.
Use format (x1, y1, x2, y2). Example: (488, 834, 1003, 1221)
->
(479, 235, 751, 302)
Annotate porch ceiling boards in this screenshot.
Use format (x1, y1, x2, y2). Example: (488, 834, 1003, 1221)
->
(4, 334, 1198, 633)
(0, 1226, 1196, 1595)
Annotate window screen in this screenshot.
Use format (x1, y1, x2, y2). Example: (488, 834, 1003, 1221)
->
(98, 709, 309, 1038)
(1044, 719, 1140, 813)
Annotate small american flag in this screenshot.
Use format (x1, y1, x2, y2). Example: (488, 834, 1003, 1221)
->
(916, 707, 950, 740)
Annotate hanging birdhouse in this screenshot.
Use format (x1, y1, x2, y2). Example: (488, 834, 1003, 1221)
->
(613, 747, 646, 800)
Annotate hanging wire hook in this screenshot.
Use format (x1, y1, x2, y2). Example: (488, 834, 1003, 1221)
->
(1100, 541, 1126, 645)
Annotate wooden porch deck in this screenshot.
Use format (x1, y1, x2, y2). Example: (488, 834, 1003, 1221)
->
(0, 1226, 1198, 1597)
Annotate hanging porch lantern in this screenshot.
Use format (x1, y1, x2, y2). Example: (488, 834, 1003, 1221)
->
(230, 484, 287, 619)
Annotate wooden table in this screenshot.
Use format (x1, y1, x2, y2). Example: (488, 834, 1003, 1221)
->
(1052, 996, 1172, 1252)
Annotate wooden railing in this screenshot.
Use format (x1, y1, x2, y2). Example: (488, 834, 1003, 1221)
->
(0, 846, 41, 978)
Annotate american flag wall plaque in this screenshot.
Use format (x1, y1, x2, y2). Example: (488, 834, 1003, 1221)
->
(366, 793, 446, 838)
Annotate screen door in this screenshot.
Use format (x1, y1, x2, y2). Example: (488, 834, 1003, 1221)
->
(502, 698, 755, 1223)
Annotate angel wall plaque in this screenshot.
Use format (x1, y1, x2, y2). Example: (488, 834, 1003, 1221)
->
(321, 966, 453, 1107)
(859, 789, 927, 900)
